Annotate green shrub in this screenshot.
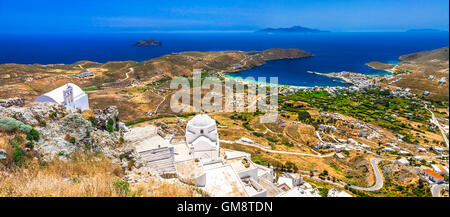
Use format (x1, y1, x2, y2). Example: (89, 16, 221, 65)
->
(69, 137, 76, 144)
(10, 135, 24, 146)
(318, 188, 329, 197)
(280, 139, 294, 147)
(0, 118, 32, 133)
(252, 132, 263, 137)
(85, 143, 92, 150)
(113, 179, 130, 196)
(25, 141, 34, 149)
(85, 130, 91, 137)
(242, 122, 253, 131)
(26, 129, 40, 142)
(106, 118, 115, 133)
(39, 119, 46, 127)
(298, 111, 311, 121)
(13, 145, 24, 166)
(266, 137, 279, 143)
(10, 137, 25, 167)
(87, 116, 96, 127)
(49, 112, 57, 120)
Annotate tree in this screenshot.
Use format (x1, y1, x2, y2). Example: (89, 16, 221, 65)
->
(297, 111, 311, 122)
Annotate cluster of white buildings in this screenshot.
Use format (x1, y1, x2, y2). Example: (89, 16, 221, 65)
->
(126, 114, 353, 197)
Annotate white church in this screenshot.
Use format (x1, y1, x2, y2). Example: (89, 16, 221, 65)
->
(185, 114, 220, 160)
(34, 83, 89, 111)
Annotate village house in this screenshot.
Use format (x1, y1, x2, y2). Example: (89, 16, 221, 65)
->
(432, 146, 445, 153)
(395, 158, 410, 166)
(432, 164, 449, 176)
(422, 168, 445, 183)
(383, 147, 395, 153)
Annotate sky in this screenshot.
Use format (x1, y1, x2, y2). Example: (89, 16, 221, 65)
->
(0, 0, 448, 33)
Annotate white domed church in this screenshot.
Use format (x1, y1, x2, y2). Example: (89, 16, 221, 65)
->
(185, 114, 220, 160)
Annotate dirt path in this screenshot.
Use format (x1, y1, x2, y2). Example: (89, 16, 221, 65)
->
(220, 139, 335, 158)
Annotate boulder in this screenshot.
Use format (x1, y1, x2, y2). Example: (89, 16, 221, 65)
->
(0, 149, 6, 160)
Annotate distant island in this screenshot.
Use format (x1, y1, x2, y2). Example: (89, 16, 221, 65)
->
(134, 39, 162, 47)
(256, 25, 329, 33)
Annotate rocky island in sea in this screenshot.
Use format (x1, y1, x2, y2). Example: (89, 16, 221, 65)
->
(134, 39, 162, 47)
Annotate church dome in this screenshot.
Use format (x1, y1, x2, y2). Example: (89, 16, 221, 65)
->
(189, 114, 215, 127)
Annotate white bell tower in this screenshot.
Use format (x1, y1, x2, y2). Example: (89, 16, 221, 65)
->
(63, 84, 74, 108)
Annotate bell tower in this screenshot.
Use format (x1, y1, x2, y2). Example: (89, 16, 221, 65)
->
(63, 84, 74, 108)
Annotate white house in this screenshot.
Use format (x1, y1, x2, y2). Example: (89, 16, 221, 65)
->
(423, 168, 444, 183)
(438, 77, 447, 84)
(398, 150, 410, 155)
(34, 83, 89, 111)
(277, 177, 294, 189)
(284, 173, 303, 187)
(432, 146, 445, 153)
(383, 147, 395, 153)
(333, 144, 346, 152)
(395, 158, 410, 166)
(186, 114, 220, 160)
(432, 164, 449, 176)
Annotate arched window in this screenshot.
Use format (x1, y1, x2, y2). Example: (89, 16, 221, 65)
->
(200, 129, 204, 134)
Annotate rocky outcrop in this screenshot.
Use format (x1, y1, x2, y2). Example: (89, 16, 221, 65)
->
(0, 102, 67, 125)
(93, 106, 119, 130)
(0, 97, 25, 108)
(0, 99, 137, 169)
(37, 113, 92, 159)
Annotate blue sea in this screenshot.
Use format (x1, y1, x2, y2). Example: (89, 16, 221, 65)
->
(0, 32, 448, 86)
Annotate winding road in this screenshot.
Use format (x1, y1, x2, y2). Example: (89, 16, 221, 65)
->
(431, 184, 446, 197)
(348, 158, 391, 191)
(425, 104, 449, 148)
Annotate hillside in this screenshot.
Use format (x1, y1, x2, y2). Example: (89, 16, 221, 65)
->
(370, 46, 449, 101)
(365, 61, 395, 71)
(399, 46, 449, 62)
